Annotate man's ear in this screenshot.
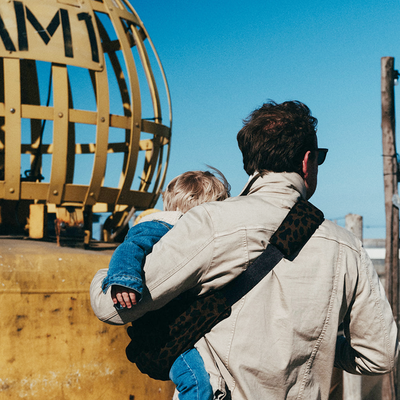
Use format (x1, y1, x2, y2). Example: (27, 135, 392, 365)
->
(302, 150, 312, 178)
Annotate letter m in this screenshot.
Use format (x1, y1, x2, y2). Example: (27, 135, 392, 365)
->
(14, 1, 73, 58)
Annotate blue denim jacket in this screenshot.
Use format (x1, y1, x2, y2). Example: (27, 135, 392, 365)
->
(101, 220, 172, 298)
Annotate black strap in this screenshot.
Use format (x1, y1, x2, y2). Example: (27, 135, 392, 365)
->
(240, 173, 262, 196)
(222, 245, 283, 306)
(222, 198, 324, 307)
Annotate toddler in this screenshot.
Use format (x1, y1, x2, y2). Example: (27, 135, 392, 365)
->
(94, 168, 230, 400)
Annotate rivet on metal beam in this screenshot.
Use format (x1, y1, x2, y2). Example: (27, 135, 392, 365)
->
(89, 192, 95, 197)
(9, 188, 14, 193)
(10, 108, 15, 114)
(100, 117, 105, 123)
(135, 122, 140, 128)
(53, 190, 58, 195)
(58, 112, 63, 118)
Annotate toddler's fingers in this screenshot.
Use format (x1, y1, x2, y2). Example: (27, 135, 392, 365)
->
(111, 286, 119, 305)
(122, 292, 133, 308)
(129, 292, 137, 306)
(116, 292, 127, 308)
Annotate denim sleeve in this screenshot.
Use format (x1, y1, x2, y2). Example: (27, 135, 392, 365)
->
(101, 221, 172, 297)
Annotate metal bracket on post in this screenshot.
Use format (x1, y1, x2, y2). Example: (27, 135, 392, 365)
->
(394, 70, 400, 86)
(392, 194, 400, 209)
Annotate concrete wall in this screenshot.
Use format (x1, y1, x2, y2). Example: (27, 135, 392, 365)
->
(0, 239, 174, 399)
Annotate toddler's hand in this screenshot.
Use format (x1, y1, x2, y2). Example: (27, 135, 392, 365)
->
(111, 285, 138, 308)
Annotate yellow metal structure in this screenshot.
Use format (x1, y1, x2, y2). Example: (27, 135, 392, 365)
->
(0, 2, 176, 398)
(0, 239, 175, 398)
(0, 0, 172, 241)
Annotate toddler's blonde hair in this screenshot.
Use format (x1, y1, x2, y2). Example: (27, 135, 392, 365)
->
(162, 167, 230, 213)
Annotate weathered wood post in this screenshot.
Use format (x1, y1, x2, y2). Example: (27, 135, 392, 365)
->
(345, 214, 363, 242)
(381, 56, 399, 400)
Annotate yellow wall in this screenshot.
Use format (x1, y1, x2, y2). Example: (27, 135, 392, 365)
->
(0, 239, 174, 399)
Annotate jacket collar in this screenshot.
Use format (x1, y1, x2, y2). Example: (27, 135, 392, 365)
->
(239, 172, 307, 199)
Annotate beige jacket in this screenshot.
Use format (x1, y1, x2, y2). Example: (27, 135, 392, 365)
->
(90, 172, 398, 400)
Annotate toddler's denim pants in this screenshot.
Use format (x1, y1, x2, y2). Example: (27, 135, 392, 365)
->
(169, 348, 213, 400)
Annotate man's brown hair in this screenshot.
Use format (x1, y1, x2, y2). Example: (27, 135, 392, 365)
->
(237, 100, 318, 175)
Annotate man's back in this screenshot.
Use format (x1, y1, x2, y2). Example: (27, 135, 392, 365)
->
(143, 172, 396, 399)
(196, 210, 363, 399)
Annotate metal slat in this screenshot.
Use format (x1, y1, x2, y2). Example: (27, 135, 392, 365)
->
(130, 12, 172, 201)
(130, 24, 162, 193)
(4, 58, 21, 200)
(84, 65, 110, 206)
(48, 64, 69, 205)
(104, 0, 141, 206)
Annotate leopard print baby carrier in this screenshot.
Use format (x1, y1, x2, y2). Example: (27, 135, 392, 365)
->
(125, 197, 324, 381)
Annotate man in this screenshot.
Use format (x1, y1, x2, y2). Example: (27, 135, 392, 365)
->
(91, 100, 398, 399)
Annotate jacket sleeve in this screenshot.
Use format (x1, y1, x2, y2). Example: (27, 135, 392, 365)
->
(96, 205, 222, 325)
(101, 221, 171, 297)
(93, 203, 248, 325)
(334, 246, 398, 374)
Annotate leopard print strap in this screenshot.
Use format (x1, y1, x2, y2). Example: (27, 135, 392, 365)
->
(269, 198, 324, 258)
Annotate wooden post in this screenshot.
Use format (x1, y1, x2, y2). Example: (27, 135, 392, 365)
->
(381, 56, 399, 400)
(343, 214, 363, 400)
(345, 214, 363, 242)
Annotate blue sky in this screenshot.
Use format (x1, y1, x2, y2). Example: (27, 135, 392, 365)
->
(127, 0, 400, 239)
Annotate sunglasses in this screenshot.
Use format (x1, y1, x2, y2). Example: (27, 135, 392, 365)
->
(317, 148, 328, 165)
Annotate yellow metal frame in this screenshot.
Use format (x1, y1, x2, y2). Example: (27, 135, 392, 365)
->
(0, 0, 172, 231)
